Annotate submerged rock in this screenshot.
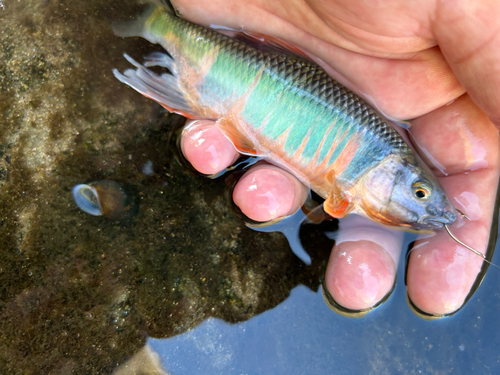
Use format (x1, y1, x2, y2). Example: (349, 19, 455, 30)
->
(0, 1, 333, 373)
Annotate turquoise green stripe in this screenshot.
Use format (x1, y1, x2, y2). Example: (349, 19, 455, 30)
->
(316, 118, 342, 164)
(200, 51, 260, 108)
(327, 122, 352, 166)
(300, 111, 337, 161)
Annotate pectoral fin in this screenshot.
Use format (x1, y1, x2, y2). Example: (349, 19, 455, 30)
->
(215, 117, 259, 156)
(323, 172, 353, 218)
(324, 189, 352, 219)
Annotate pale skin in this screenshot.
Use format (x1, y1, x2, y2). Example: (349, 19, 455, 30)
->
(174, 0, 500, 315)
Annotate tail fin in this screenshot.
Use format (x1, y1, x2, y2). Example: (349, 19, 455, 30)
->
(112, 2, 197, 117)
(112, 0, 176, 39)
(112, 1, 178, 47)
(112, 2, 158, 39)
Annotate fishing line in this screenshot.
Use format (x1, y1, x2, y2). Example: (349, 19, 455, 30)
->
(444, 209, 500, 270)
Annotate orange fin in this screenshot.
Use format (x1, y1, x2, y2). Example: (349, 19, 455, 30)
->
(113, 53, 197, 119)
(215, 117, 258, 155)
(303, 203, 332, 224)
(323, 171, 352, 218)
(234, 31, 310, 61)
(324, 189, 352, 219)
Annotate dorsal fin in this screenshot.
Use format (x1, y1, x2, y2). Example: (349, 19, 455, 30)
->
(234, 31, 310, 61)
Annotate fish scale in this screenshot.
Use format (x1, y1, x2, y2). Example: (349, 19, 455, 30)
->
(144, 8, 398, 148)
(113, 2, 457, 230)
(129, 5, 406, 176)
(177, 19, 403, 162)
(197, 26, 403, 180)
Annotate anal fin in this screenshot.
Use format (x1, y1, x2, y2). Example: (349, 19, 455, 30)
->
(215, 117, 258, 155)
(113, 53, 197, 118)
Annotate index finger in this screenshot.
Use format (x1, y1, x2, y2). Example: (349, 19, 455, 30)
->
(407, 94, 500, 315)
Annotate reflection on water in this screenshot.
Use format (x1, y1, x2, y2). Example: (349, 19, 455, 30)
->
(0, 0, 499, 374)
(143, 272, 500, 374)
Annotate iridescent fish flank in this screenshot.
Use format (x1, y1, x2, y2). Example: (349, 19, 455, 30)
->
(113, 2, 457, 231)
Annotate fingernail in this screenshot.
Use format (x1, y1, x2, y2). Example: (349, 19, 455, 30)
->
(233, 166, 302, 222)
(406, 238, 485, 317)
(323, 241, 397, 313)
(181, 121, 237, 175)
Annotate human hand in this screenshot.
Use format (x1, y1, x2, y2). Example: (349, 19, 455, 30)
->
(173, 0, 500, 316)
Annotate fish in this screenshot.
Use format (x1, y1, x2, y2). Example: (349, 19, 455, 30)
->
(112, 1, 457, 231)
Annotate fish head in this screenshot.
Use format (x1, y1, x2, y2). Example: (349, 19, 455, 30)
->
(358, 154, 456, 230)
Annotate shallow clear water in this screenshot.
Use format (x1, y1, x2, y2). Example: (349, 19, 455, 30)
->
(0, 1, 499, 374)
(145, 232, 500, 374)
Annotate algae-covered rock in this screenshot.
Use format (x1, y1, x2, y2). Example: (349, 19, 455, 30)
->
(0, 1, 332, 373)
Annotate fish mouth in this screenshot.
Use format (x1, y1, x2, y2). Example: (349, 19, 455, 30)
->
(421, 212, 457, 229)
(423, 219, 447, 229)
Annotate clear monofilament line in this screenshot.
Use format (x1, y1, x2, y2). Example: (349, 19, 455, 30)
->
(444, 224, 500, 270)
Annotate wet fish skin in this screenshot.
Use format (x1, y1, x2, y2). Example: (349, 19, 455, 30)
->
(113, 3, 456, 230)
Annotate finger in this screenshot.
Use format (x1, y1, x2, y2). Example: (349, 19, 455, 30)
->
(232, 164, 308, 222)
(432, 1, 500, 128)
(172, 0, 434, 56)
(324, 215, 403, 311)
(407, 94, 500, 315)
(180, 120, 238, 174)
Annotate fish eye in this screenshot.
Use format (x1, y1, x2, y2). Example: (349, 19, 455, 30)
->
(412, 182, 431, 200)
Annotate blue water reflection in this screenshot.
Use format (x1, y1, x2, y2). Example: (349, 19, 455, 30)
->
(149, 235, 500, 374)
